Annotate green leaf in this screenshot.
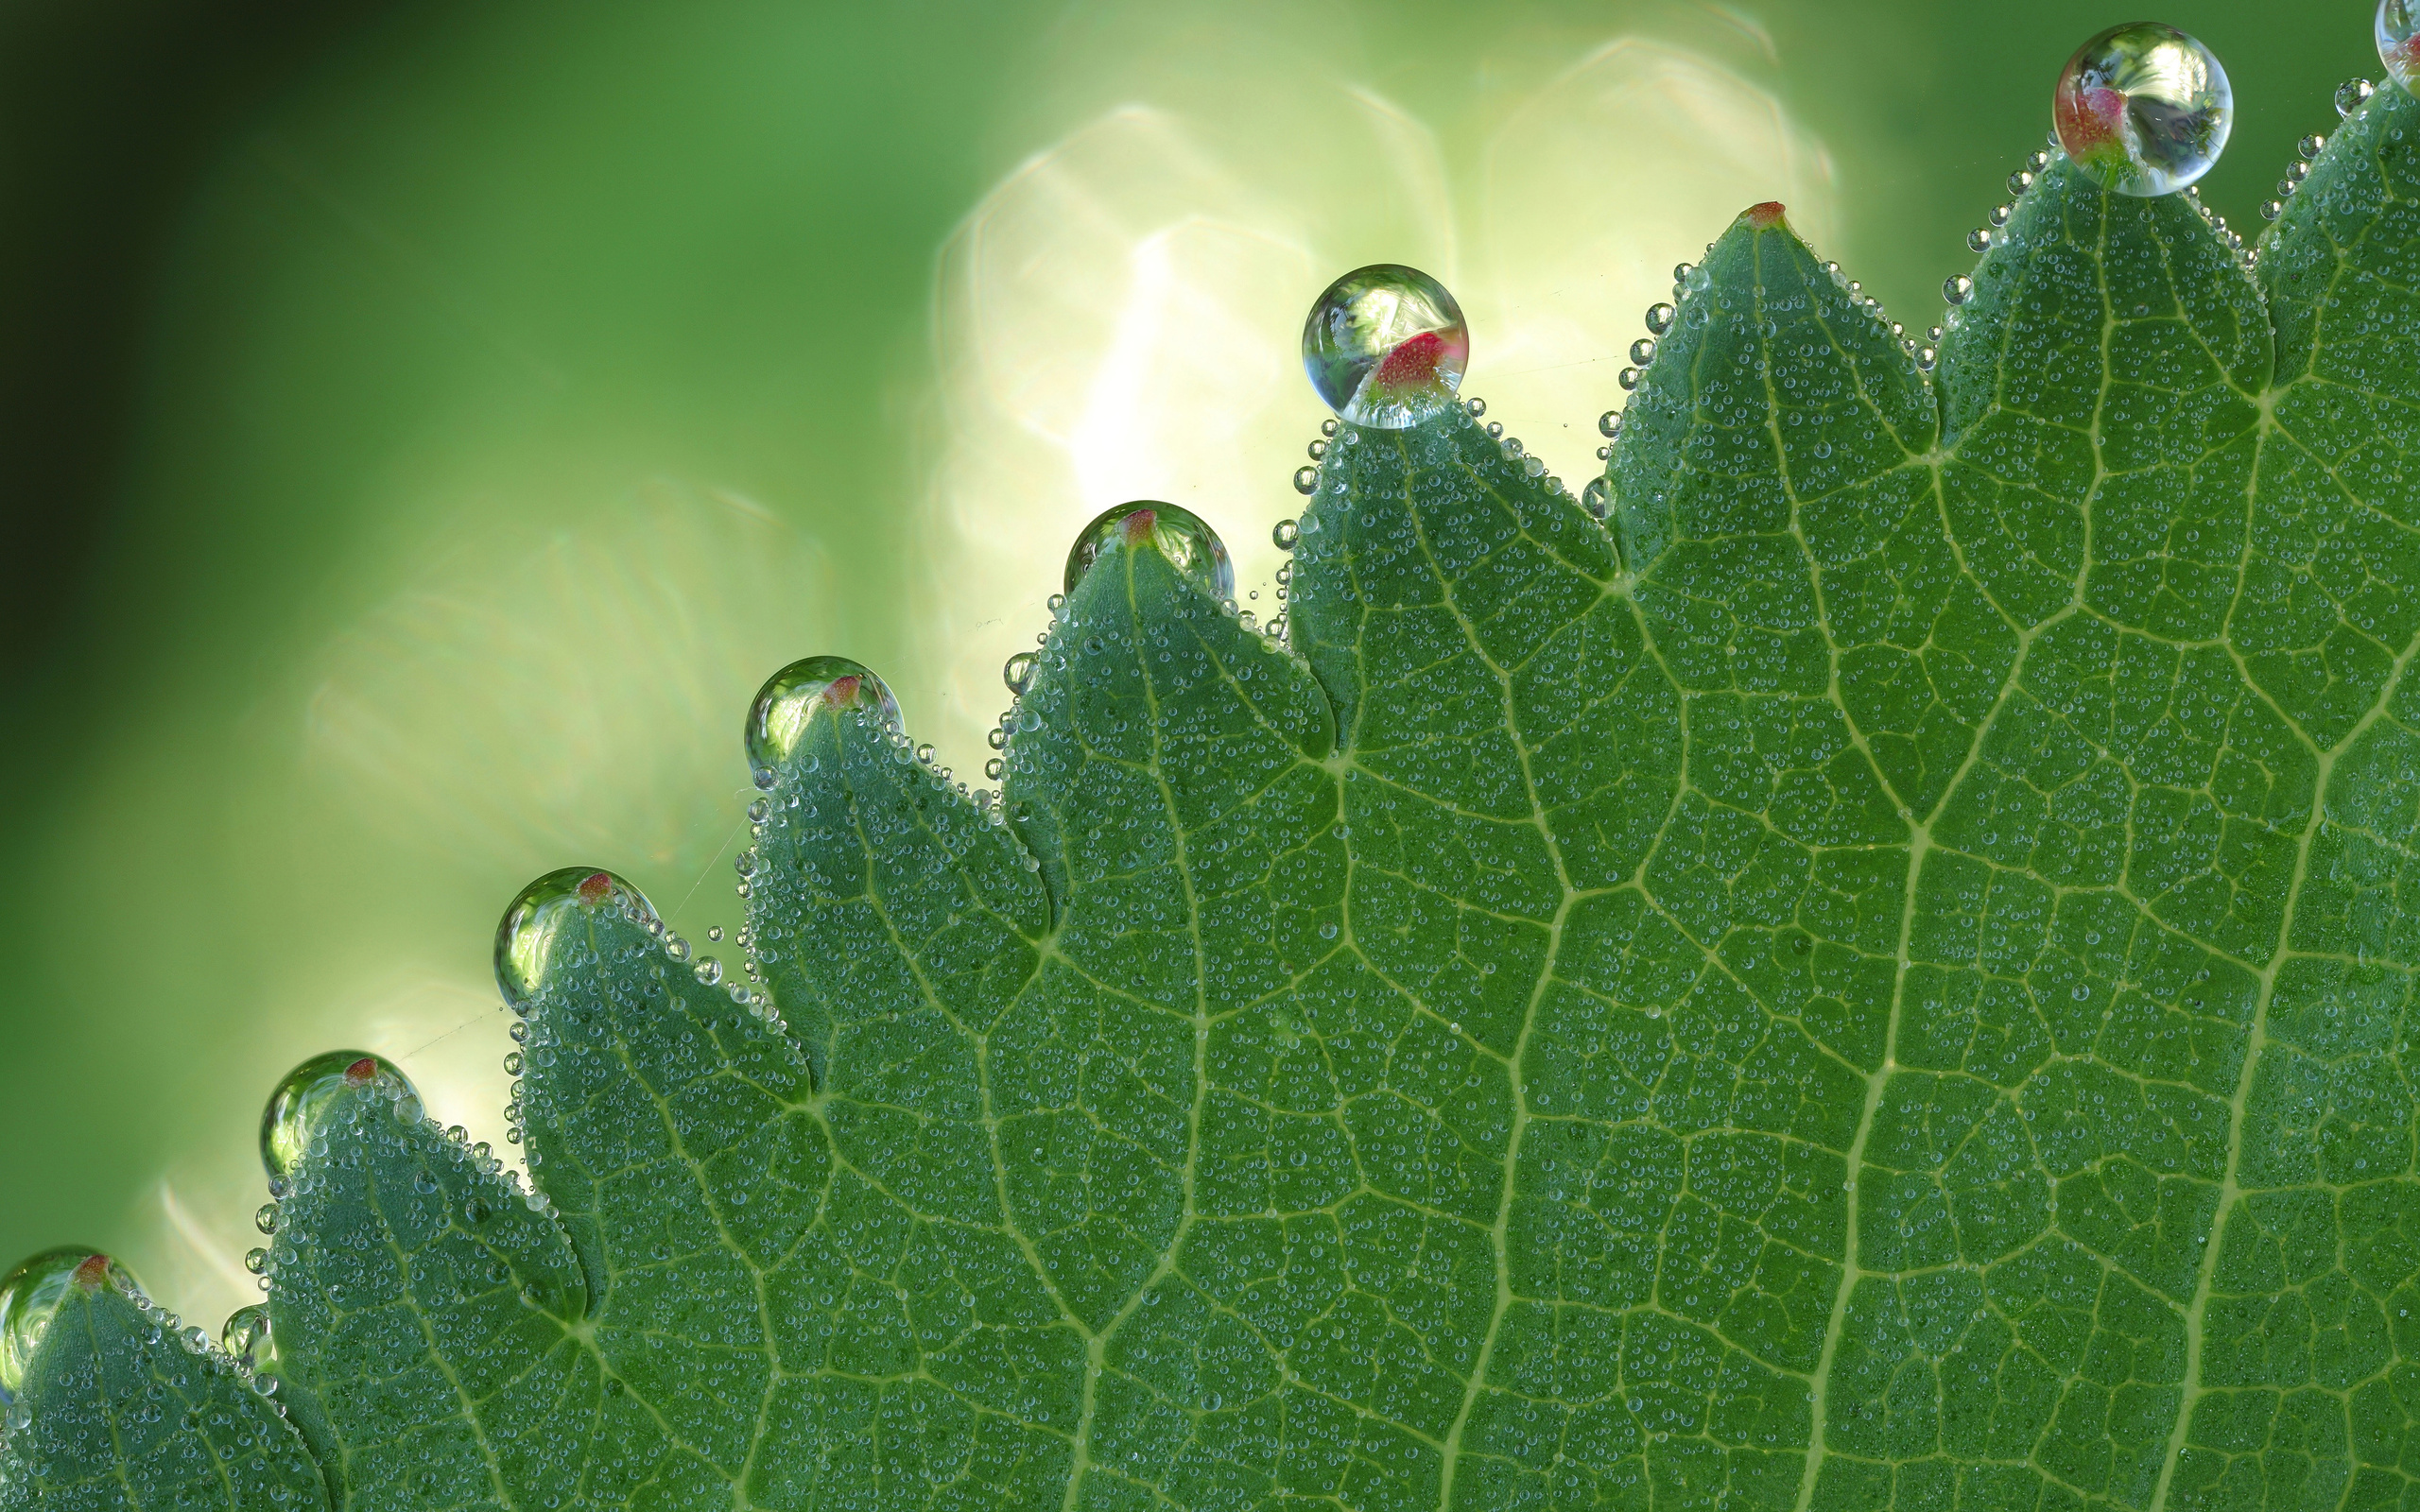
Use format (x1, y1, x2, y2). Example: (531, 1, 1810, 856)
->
(0, 1268, 325, 1511)
(11, 80, 2420, 1512)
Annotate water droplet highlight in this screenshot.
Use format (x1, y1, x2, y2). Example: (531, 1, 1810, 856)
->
(0, 1250, 133, 1394)
(2053, 23, 2232, 197)
(744, 656, 901, 783)
(261, 1052, 417, 1181)
(2339, 77, 2377, 116)
(493, 868, 656, 1014)
(1644, 302, 1675, 335)
(1272, 519, 1300, 551)
(1299, 264, 1467, 429)
(1063, 502, 1234, 601)
(1945, 275, 1974, 305)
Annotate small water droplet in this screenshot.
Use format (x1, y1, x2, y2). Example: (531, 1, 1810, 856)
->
(2054, 23, 2232, 196)
(1944, 275, 1974, 305)
(1967, 227, 1994, 252)
(1644, 301, 1674, 335)
(1292, 465, 1319, 494)
(1300, 264, 1467, 428)
(1629, 337, 1657, 366)
(1617, 368, 1642, 390)
(253, 1203, 279, 1235)
(260, 1052, 417, 1181)
(2260, 198, 2285, 220)
(2339, 77, 2377, 116)
(0, 1250, 138, 1394)
(985, 757, 1005, 780)
(1598, 409, 1622, 438)
(1271, 518, 1300, 551)
(1063, 501, 1234, 601)
(694, 956, 723, 987)
(1582, 478, 1611, 520)
(2007, 168, 2036, 197)
(493, 868, 657, 1014)
(1463, 396, 1486, 417)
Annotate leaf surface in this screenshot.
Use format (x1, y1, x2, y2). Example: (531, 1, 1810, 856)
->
(11, 86, 2420, 1512)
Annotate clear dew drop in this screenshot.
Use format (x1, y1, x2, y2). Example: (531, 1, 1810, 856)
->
(260, 1051, 417, 1182)
(1271, 518, 1300, 551)
(2384, 0, 2420, 86)
(1299, 264, 1468, 428)
(1967, 227, 1993, 251)
(1629, 337, 1657, 366)
(2053, 22, 2232, 196)
(1063, 501, 1235, 601)
(1582, 478, 1611, 520)
(2340, 77, 2377, 115)
(1598, 409, 1622, 438)
(220, 1304, 270, 1369)
(743, 655, 901, 784)
(493, 867, 657, 1014)
(1945, 274, 1974, 305)
(0, 1249, 135, 1395)
(1644, 301, 1675, 335)
(1291, 465, 1319, 495)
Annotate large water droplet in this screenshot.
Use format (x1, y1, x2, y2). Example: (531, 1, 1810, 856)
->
(221, 1304, 271, 1368)
(493, 868, 656, 1014)
(1299, 265, 1467, 429)
(1, 1250, 136, 1394)
(2053, 23, 2231, 197)
(744, 656, 901, 782)
(260, 1052, 417, 1181)
(1063, 502, 1234, 601)
(2382, 1, 2419, 87)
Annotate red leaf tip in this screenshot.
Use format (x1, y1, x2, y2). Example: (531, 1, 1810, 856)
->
(1372, 330, 1446, 387)
(577, 871, 614, 905)
(1744, 201, 1789, 230)
(72, 1254, 110, 1289)
(344, 1057, 378, 1085)
(822, 675, 861, 708)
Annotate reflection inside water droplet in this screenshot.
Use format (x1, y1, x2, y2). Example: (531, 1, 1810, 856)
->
(2053, 22, 2232, 196)
(1063, 501, 1235, 602)
(260, 1051, 417, 1181)
(0, 1249, 136, 1395)
(743, 656, 902, 781)
(493, 868, 656, 1014)
(1299, 265, 1467, 429)
(221, 1304, 271, 1369)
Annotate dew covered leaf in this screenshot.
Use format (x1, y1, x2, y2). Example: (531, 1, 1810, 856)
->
(12, 79, 2420, 1512)
(0, 1270, 325, 1512)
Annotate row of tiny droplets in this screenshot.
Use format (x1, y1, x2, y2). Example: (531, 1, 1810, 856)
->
(2258, 77, 2376, 223)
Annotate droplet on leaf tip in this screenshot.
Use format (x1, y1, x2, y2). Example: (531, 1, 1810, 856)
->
(0, 1249, 138, 1396)
(493, 867, 656, 1014)
(743, 656, 900, 780)
(1300, 264, 1467, 428)
(1063, 501, 1234, 601)
(2053, 22, 2231, 196)
(260, 1051, 416, 1182)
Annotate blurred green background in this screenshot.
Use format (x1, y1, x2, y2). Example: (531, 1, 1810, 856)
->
(0, 0, 2377, 1329)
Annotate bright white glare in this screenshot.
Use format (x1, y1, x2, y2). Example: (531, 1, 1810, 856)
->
(912, 37, 1835, 770)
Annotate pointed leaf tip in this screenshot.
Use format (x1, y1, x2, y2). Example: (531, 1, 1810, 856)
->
(1743, 200, 1789, 229)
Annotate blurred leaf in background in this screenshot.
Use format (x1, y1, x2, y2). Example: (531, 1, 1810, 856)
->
(0, 0, 2376, 1333)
